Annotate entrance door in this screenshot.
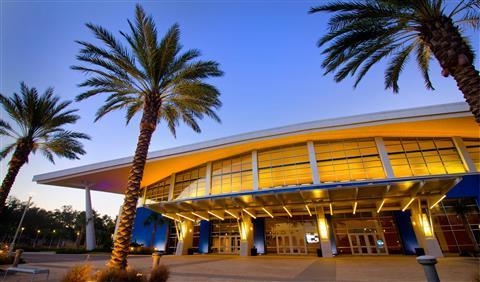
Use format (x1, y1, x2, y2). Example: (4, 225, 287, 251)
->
(349, 233, 382, 255)
(217, 235, 240, 254)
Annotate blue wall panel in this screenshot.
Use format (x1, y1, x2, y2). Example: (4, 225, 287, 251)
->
(393, 210, 418, 255)
(447, 175, 480, 204)
(326, 214, 337, 255)
(253, 218, 265, 254)
(199, 220, 211, 254)
(131, 207, 169, 251)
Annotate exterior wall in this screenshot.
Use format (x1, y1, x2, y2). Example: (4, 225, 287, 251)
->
(131, 207, 169, 251)
(143, 137, 480, 205)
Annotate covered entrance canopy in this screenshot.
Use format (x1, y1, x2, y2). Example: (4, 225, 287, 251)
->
(149, 175, 461, 220)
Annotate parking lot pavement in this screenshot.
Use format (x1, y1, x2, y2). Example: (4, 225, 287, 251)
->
(1, 254, 478, 281)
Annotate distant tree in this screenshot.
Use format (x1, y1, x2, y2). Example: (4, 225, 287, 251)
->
(310, 0, 480, 122)
(143, 212, 166, 248)
(0, 83, 90, 212)
(73, 4, 223, 269)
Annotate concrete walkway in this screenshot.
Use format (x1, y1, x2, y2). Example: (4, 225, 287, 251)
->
(1, 254, 478, 281)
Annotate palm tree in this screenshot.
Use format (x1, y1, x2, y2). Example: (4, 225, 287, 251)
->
(72, 5, 223, 269)
(143, 212, 166, 248)
(0, 83, 90, 213)
(309, 0, 480, 122)
(453, 199, 480, 255)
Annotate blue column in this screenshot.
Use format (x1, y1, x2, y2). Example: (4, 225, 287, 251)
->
(199, 220, 211, 254)
(393, 210, 419, 255)
(253, 218, 265, 254)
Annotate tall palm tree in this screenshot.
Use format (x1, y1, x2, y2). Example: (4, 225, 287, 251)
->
(72, 5, 223, 269)
(309, 0, 480, 122)
(143, 212, 166, 248)
(0, 83, 89, 213)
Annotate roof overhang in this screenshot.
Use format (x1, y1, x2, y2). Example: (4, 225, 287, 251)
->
(150, 174, 463, 219)
(32, 102, 479, 193)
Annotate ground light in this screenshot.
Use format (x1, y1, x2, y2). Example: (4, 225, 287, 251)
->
(402, 198, 416, 212)
(283, 206, 292, 217)
(208, 211, 224, 220)
(430, 195, 446, 209)
(262, 208, 274, 218)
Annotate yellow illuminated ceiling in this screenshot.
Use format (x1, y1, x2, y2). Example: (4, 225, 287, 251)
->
(34, 113, 480, 194)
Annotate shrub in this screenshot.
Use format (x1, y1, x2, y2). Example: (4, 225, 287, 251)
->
(149, 265, 169, 282)
(96, 267, 146, 282)
(60, 264, 92, 282)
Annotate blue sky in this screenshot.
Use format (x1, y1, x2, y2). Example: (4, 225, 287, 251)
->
(1, 1, 478, 218)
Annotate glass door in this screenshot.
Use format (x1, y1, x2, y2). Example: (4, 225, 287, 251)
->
(349, 233, 385, 255)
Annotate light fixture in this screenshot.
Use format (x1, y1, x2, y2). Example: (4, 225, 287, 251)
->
(305, 205, 312, 217)
(430, 195, 446, 209)
(225, 210, 238, 219)
(208, 211, 224, 220)
(176, 213, 195, 222)
(353, 202, 358, 215)
(162, 214, 180, 222)
(192, 212, 209, 221)
(377, 199, 385, 213)
(329, 203, 333, 215)
(318, 218, 329, 239)
(283, 206, 292, 218)
(262, 208, 274, 218)
(402, 198, 415, 212)
(242, 209, 256, 219)
(421, 213, 433, 237)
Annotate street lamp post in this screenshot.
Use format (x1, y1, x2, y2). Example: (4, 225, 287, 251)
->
(33, 230, 41, 248)
(8, 196, 32, 255)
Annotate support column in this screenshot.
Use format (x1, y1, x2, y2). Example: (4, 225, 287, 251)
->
(307, 141, 320, 184)
(252, 150, 259, 191)
(239, 214, 254, 256)
(452, 137, 477, 172)
(85, 185, 96, 251)
(375, 137, 395, 178)
(113, 204, 123, 241)
(205, 162, 212, 196)
(175, 220, 194, 256)
(410, 200, 443, 257)
(316, 208, 333, 257)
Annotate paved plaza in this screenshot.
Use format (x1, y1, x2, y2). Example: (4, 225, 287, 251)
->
(1, 253, 478, 282)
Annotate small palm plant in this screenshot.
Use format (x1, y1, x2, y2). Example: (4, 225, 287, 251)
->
(143, 212, 166, 249)
(310, 0, 480, 122)
(0, 83, 89, 213)
(73, 4, 223, 269)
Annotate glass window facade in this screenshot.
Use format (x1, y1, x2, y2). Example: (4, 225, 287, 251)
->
(258, 144, 312, 189)
(384, 138, 466, 177)
(145, 177, 170, 202)
(173, 165, 207, 199)
(314, 138, 384, 183)
(211, 154, 253, 195)
(463, 138, 480, 171)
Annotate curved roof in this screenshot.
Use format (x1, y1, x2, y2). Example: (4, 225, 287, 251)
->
(32, 102, 479, 193)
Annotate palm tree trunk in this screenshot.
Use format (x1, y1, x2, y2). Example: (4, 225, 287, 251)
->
(421, 16, 480, 123)
(108, 103, 159, 269)
(0, 140, 33, 214)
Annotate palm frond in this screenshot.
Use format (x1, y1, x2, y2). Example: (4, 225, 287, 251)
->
(385, 44, 416, 92)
